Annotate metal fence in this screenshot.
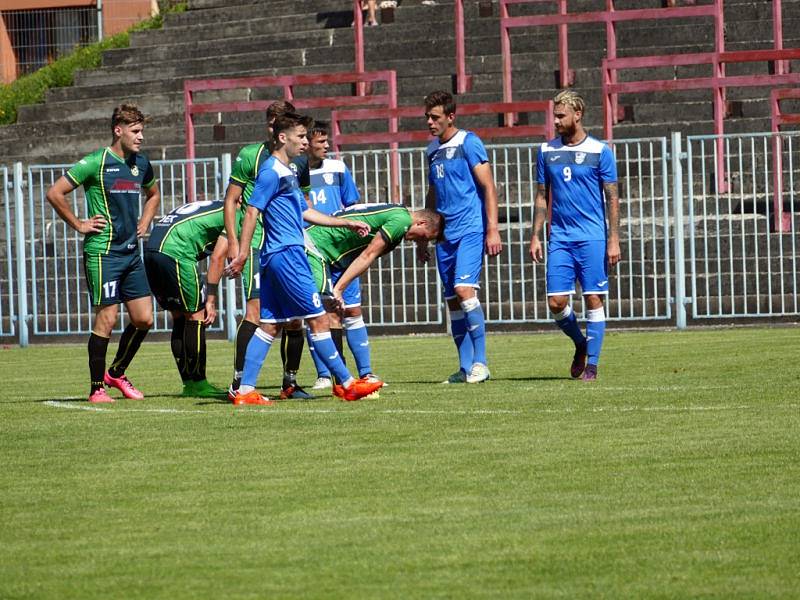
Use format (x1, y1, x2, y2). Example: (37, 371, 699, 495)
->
(1, 131, 798, 345)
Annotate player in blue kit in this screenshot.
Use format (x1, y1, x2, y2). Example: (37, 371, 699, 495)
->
(419, 90, 503, 384)
(225, 113, 384, 405)
(529, 91, 621, 381)
(302, 121, 377, 390)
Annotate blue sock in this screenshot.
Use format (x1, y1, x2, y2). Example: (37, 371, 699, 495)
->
(553, 305, 586, 348)
(309, 331, 352, 385)
(241, 328, 273, 388)
(461, 297, 487, 366)
(306, 328, 331, 378)
(344, 315, 372, 377)
(585, 307, 606, 366)
(450, 310, 473, 373)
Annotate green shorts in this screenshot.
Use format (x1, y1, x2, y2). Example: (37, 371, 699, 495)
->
(305, 250, 332, 297)
(84, 252, 151, 307)
(241, 246, 261, 302)
(143, 250, 205, 313)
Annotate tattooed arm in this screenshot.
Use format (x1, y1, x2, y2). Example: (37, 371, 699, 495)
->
(604, 182, 621, 266)
(529, 183, 549, 263)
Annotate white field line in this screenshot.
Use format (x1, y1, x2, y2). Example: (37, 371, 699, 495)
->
(42, 400, 798, 416)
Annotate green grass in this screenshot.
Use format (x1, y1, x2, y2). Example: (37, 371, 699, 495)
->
(0, 328, 798, 599)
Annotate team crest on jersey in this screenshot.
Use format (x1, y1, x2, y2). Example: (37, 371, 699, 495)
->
(323, 173, 335, 185)
(574, 152, 586, 165)
(130, 165, 139, 176)
(289, 163, 298, 173)
(446, 147, 456, 159)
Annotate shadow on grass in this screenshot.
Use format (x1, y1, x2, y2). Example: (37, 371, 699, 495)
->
(395, 375, 568, 384)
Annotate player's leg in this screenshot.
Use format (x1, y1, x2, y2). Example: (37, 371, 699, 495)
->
(230, 246, 260, 397)
(280, 319, 310, 399)
(452, 232, 489, 384)
(546, 240, 588, 378)
(437, 239, 472, 383)
(83, 253, 119, 402)
(337, 275, 374, 379)
(305, 251, 333, 389)
(577, 240, 610, 382)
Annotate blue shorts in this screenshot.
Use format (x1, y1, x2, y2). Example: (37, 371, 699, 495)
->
(330, 270, 362, 308)
(546, 239, 609, 296)
(259, 246, 326, 323)
(436, 232, 484, 299)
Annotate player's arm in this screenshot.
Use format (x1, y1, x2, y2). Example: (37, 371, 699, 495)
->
(204, 235, 228, 325)
(302, 208, 370, 237)
(529, 183, 548, 264)
(223, 181, 244, 261)
(332, 234, 390, 301)
(45, 176, 107, 234)
(472, 162, 502, 257)
(226, 205, 259, 276)
(137, 182, 161, 238)
(417, 186, 437, 263)
(604, 182, 621, 266)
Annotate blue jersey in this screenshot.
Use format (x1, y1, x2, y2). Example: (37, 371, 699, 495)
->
(308, 158, 360, 216)
(249, 155, 307, 261)
(537, 135, 617, 242)
(427, 130, 488, 241)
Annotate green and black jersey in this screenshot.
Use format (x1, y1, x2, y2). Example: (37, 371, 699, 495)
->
(66, 147, 157, 255)
(229, 142, 310, 249)
(146, 200, 225, 262)
(306, 203, 412, 270)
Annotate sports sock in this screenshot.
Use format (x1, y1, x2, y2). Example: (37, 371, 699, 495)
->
(281, 327, 305, 387)
(461, 297, 487, 366)
(233, 320, 258, 386)
(241, 328, 274, 388)
(88, 332, 109, 393)
(343, 315, 372, 377)
(585, 307, 606, 366)
(553, 304, 587, 348)
(183, 319, 206, 382)
(306, 327, 331, 379)
(331, 328, 345, 365)
(108, 324, 148, 378)
(450, 309, 473, 372)
(309, 331, 351, 385)
(170, 315, 189, 382)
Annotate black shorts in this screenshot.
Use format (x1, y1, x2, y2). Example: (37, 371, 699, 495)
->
(84, 252, 151, 307)
(144, 250, 205, 313)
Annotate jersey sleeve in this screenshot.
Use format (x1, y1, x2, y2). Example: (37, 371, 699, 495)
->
(65, 152, 99, 188)
(142, 159, 157, 190)
(249, 167, 279, 212)
(536, 146, 548, 185)
(463, 133, 489, 170)
(599, 144, 618, 183)
(230, 148, 253, 186)
(292, 155, 311, 193)
(378, 209, 412, 245)
(340, 166, 360, 207)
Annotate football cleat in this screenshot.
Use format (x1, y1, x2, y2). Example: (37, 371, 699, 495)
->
(182, 379, 228, 398)
(312, 376, 332, 390)
(581, 364, 598, 382)
(441, 370, 467, 384)
(280, 384, 312, 400)
(466, 363, 491, 384)
(227, 384, 238, 402)
(104, 371, 144, 400)
(332, 378, 384, 402)
(359, 374, 384, 399)
(570, 342, 588, 379)
(89, 388, 114, 404)
(232, 390, 274, 406)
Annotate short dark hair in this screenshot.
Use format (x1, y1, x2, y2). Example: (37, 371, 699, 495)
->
(111, 103, 146, 133)
(271, 112, 305, 141)
(309, 120, 329, 139)
(266, 100, 296, 123)
(424, 90, 456, 115)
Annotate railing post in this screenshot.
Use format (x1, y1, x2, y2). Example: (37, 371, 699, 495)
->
(220, 153, 238, 342)
(671, 132, 687, 330)
(353, 0, 366, 96)
(13, 162, 29, 347)
(96, 0, 103, 41)
(454, 0, 472, 94)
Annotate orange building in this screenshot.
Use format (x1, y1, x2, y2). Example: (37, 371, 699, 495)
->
(0, 0, 155, 83)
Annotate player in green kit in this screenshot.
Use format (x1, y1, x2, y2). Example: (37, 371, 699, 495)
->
(145, 200, 229, 398)
(305, 204, 442, 372)
(223, 101, 312, 400)
(46, 103, 160, 403)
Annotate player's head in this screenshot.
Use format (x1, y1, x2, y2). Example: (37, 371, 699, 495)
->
(111, 103, 146, 154)
(406, 208, 443, 241)
(265, 100, 297, 146)
(553, 90, 585, 138)
(307, 120, 330, 163)
(271, 112, 309, 159)
(424, 90, 456, 139)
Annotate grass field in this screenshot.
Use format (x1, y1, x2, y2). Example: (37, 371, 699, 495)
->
(1, 327, 798, 599)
